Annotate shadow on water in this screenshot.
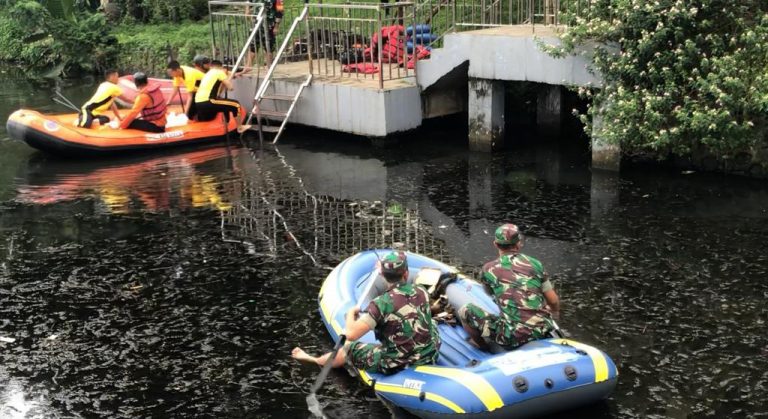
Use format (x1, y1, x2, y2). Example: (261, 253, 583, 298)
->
(1, 72, 767, 418)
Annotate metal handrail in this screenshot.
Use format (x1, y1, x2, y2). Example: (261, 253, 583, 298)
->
(230, 6, 266, 75)
(255, 5, 310, 101)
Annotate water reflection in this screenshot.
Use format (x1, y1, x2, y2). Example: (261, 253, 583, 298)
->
(16, 147, 240, 214)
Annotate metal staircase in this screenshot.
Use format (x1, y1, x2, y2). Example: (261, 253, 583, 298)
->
(243, 6, 312, 144)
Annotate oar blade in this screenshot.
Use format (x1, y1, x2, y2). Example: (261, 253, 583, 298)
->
(306, 393, 323, 418)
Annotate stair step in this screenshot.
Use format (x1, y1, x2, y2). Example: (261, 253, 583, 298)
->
(262, 94, 295, 101)
(250, 125, 280, 133)
(253, 109, 288, 119)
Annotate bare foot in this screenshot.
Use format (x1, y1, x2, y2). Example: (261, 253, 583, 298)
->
(236, 124, 252, 134)
(291, 347, 317, 365)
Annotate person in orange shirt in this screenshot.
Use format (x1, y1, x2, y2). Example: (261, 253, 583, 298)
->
(120, 72, 167, 133)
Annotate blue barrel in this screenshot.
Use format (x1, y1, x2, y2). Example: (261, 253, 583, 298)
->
(406, 24, 431, 35)
(414, 33, 438, 44)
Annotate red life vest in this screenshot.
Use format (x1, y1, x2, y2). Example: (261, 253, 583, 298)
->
(140, 84, 167, 122)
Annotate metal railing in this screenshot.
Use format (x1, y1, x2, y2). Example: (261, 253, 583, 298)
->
(210, 0, 593, 88)
(274, 2, 419, 89)
(410, 0, 594, 50)
(209, 1, 267, 69)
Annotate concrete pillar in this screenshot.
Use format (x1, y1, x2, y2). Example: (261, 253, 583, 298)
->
(468, 78, 505, 152)
(591, 105, 621, 171)
(536, 85, 563, 137)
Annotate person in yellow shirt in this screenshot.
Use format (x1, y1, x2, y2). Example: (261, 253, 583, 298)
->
(166, 60, 205, 120)
(195, 60, 249, 132)
(77, 69, 123, 128)
(119, 73, 167, 133)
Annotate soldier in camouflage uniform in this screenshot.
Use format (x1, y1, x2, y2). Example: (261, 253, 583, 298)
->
(459, 224, 561, 350)
(292, 251, 441, 374)
(246, 0, 284, 68)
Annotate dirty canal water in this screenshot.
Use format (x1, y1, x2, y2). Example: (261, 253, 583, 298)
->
(1, 72, 767, 418)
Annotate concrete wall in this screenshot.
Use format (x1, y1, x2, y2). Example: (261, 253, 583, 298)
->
(418, 29, 601, 91)
(231, 76, 422, 138)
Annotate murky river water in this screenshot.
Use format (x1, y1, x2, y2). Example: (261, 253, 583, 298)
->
(0, 71, 767, 418)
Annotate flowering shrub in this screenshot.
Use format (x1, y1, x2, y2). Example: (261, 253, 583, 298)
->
(557, 0, 768, 158)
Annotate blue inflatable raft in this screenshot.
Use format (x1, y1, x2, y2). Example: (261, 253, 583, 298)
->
(318, 250, 618, 418)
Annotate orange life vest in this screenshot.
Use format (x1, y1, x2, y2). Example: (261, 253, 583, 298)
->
(141, 84, 167, 122)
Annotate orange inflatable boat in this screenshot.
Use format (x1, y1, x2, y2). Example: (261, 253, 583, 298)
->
(117, 75, 189, 107)
(6, 107, 241, 156)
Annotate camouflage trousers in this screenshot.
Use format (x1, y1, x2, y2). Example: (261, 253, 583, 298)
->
(345, 342, 437, 374)
(458, 303, 551, 349)
(345, 342, 406, 374)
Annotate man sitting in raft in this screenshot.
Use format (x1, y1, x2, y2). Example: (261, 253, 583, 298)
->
(459, 223, 561, 351)
(166, 60, 205, 120)
(119, 72, 167, 133)
(195, 60, 250, 133)
(292, 251, 441, 374)
(77, 69, 123, 128)
(193, 54, 211, 73)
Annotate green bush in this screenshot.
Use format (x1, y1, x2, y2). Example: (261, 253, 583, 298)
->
(556, 0, 768, 158)
(0, 0, 117, 75)
(113, 21, 211, 76)
(117, 0, 209, 23)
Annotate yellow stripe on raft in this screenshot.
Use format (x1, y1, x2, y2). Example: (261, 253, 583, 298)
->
(374, 383, 466, 414)
(359, 370, 373, 385)
(552, 339, 611, 382)
(319, 297, 342, 335)
(414, 366, 504, 412)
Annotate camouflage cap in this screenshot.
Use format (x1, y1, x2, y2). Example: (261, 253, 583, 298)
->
(494, 223, 522, 246)
(380, 251, 408, 277)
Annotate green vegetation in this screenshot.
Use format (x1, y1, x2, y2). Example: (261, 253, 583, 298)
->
(0, 1, 117, 75)
(113, 22, 211, 75)
(556, 0, 768, 159)
(0, 0, 212, 76)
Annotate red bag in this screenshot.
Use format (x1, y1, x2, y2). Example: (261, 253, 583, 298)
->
(342, 63, 379, 74)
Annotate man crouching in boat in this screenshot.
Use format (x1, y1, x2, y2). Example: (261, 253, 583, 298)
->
(459, 223, 561, 351)
(77, 69, 123, 128)
(195, 60, 250, 133)
(119, 72, 166, 133)
(292, 251, 441, 374)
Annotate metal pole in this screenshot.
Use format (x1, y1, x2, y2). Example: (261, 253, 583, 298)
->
(209, 1, 217, 61)
(305, 3, 313, 75)
(377, 6, 384, 90)
(411, 2, 417, 79)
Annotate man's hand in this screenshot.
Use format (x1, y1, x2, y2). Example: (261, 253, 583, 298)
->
(345, 306, 361, 323)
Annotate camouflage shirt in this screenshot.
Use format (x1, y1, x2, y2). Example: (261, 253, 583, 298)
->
(359, 283, 440, 369)
(481, 253, 555, 344)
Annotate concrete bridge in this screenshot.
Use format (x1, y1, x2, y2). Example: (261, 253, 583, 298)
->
(220, 0, 619, 170)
